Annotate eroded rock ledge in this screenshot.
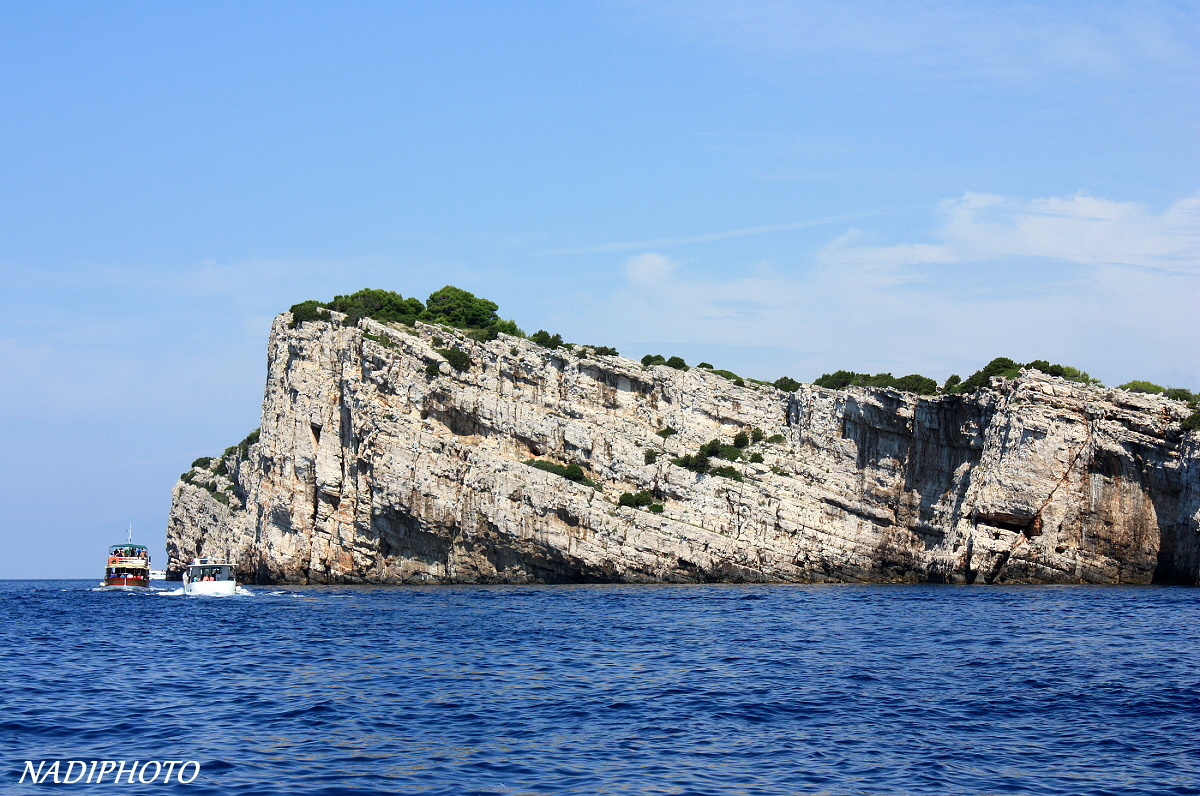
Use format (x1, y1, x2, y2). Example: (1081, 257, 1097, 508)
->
(166, 314, 1200, 585)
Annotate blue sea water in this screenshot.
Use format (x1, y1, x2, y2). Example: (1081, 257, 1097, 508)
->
(1, 581, 1197, 795)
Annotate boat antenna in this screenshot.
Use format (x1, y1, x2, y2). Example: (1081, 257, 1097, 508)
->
(127, 524, 133, 544)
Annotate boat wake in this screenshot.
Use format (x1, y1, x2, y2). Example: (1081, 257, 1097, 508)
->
(154, 585, 257, 598)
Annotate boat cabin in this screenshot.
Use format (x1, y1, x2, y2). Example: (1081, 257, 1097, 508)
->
(185, 559, 235, 583)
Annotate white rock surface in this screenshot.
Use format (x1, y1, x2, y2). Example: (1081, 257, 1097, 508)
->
(166, 314, 1200, 584)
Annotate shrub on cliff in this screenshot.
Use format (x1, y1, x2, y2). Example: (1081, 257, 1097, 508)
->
(1025, 360, 1099, 384)
(952, 358, 1022, 393)
(642, 354, 666, 367)
(671, 452, 710, 474)
(814, 370, 938, 395)
(304, 286, 522, 338)
(1182, 411, 1200, 432)
(709, 465, 743, 482)
(237, 428, 260, 458)
(952, 358, 1100, 394)
(644, 449, 658, 464)
(666, 356, 688, 371)
(523, 459, 596, 487)
(1118, 381, 1165, 394)
(424, 286, 498, 329)
(289, 301, 331, 328)
(1165, 388, 1198, 406)
(328, 289, 425, 325)
(773, 376, 801, 392)
(531, 330, 564, 349)
(619, 490, 654, 508)
(436, 348, 472, 372)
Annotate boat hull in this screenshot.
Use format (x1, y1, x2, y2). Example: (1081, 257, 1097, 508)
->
(183, 580, 238, 596)
(102, 576, 149, 588)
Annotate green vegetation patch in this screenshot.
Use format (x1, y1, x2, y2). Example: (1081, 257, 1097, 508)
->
(436, 348, 472, 372)
(950, 358, 1098, 394)
(814, 370, 938, 395)
(641, 354, 688, 370)
(523, 459, 596, 487)
(709, 465, 743, 482)
(530, 330, 564, 350)
(619, 490, 655, 508)
(237, 428, 260, 459)
(289, 286, 522, 338)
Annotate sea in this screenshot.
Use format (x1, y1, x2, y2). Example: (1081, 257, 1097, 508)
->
(2, 580, 1196, 796)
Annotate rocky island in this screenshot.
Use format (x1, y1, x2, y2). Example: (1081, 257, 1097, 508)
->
(167, 290, 1200, 585)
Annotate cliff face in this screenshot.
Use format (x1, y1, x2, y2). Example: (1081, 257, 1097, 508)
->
(166, 314, 1200, 585)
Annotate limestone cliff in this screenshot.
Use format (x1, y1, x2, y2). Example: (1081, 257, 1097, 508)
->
(166, 313, 1200, 585)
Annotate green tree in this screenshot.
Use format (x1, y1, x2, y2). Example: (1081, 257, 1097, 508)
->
(733, 431, 749, 448)
(894, 374, 938, 395)
(424, 286, 499, 328)
(289, 300, 329, 328)
(774, 376, 801, 392)
(814, 370, 857, 390)
(665, 356, 688, 370)
(531, 330, 563, 349)
(328, 288, 425, 324)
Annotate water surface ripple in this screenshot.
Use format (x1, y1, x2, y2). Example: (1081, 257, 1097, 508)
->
(2, 581, 1197, 795)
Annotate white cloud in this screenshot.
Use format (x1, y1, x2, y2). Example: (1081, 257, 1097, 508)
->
(823, 192, 1200, 274)
(579, 192, 1199, 387)
(624, 252, 679, 285)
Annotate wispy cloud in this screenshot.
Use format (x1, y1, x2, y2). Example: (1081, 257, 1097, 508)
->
(622, 0, 1199, 83)
(544, 211, 877, 255)
(571, 191, 1199, 386)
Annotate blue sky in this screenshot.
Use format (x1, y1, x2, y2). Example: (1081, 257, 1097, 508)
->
(2, 1, 1197, 578)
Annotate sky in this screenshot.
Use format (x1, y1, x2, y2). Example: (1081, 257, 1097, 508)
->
(1, 0, 1197, 578)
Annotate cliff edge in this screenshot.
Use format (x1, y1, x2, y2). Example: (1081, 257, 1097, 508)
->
(166, 312, 1200, 584)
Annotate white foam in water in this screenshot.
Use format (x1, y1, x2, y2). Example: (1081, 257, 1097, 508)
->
(153, 585, 256, 597)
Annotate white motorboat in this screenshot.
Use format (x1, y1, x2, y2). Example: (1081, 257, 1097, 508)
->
(182, 557, 238, 596)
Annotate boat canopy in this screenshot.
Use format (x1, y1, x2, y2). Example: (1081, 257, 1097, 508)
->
(110, 545, 148, 556)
